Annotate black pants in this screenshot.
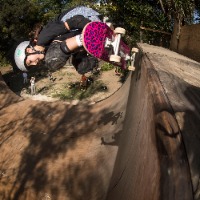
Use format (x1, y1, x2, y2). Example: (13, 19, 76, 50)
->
(45, 41, 98, 74)
(45, 41, 70, 70)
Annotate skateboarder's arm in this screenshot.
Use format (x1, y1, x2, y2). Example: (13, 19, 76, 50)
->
(36, 15, 89, 47)
(64, 15, 91, 30)
(37, 21, 70, 47)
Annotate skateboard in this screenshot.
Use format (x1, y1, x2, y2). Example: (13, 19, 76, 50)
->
(82, 21, 138, 71)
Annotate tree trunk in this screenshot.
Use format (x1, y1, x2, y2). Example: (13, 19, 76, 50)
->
(170, 19, 180, 51)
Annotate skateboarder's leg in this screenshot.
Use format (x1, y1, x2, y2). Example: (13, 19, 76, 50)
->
(64, 15, 91, 30)
(45, 42, 71, 71)
(60, 34, 82, 53)
(72, 51, 98, 74)
(115, 67, 121, 76)
(80, 74, 88, 88)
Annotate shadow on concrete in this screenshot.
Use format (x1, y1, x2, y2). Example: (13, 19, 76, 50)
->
(1, 43, 199, 200)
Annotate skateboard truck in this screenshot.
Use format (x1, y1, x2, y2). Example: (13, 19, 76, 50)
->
(110, 28, 126, 63)
(104, 26, 138, 71)
(105, 38, 130, 62)
(104, 23, 115, 48)
(105, 27, 126, 63)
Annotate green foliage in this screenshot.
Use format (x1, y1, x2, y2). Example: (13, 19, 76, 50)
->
(0, 52, 10, 67)
(0, 0, 40, 42)
(96, 0, 197, 46)
(158, 0, 195, 24)
(30, 0, 68, 23)
(0, 0, 40, 66)
(52, 80, 106, 101)
(61, 0, 99, 11)
(101, 62, 115, 71)
(98, 0, 171, 46)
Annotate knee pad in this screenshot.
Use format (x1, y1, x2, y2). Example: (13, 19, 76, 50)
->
(60, 41, 70, 54)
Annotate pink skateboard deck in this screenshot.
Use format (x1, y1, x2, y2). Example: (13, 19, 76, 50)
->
(82, 22, 130, 69)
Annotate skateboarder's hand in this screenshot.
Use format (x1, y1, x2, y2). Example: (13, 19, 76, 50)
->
(66, 15, 91, 30)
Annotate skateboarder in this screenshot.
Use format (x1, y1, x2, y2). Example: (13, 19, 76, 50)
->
(14, 6, 102, 80)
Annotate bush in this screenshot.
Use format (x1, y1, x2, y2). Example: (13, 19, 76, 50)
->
(0, 52, 10, 67)
(101, 62, 115, 71)
(52, 80, 107, 101)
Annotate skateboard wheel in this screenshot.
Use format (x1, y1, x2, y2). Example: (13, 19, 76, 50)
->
(128, 66, 135, 71)
(114, 27, 126, 35)
(109, 55, 121, 63)
(131, 47, 139, 53)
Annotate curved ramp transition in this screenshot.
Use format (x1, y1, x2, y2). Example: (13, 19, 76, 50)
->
(1, 43, 200, 200)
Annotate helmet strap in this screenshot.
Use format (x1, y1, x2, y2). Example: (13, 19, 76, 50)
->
(32, 46, 45, 54)
(26, 45, 45, 55)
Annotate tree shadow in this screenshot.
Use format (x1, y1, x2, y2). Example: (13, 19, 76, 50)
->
(98, 111, 123, 126)
(0, 97, 124, 199)
(101, 130, 123, 146)
(2, 64, 49, 96)
(182, 84, 200, 199)
(153, 70, 200, 199)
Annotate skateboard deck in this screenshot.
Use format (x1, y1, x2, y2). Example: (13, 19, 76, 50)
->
(82, 21, 131, 70)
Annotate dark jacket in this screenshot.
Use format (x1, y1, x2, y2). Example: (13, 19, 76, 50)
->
(37, 6, 101, 47)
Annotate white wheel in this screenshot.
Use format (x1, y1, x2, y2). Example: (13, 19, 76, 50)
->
(131, 47, 139, 53)
(114, 27, 126, 35)
(128, 66, 135, 71)
(109, 55, 121, 63)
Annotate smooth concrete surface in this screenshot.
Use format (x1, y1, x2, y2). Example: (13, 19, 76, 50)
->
(1, 43, 200, 200)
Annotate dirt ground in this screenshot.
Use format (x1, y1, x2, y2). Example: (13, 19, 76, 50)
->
(1, 62, 127, 103)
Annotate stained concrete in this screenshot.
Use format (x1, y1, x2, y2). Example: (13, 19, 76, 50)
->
(1, 43, 200, 200)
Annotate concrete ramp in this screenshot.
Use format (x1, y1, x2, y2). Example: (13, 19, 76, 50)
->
(0, 74, 22, 109)
(1, 43, 200, 200)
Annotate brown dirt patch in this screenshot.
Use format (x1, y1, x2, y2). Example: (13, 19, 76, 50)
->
(1, 63, 128, 103)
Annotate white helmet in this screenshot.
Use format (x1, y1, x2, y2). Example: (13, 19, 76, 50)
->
(14, 41, 30, 71)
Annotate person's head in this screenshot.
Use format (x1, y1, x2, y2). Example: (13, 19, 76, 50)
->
(14, 41, 45, 71)
(25, 46, 45, 66)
